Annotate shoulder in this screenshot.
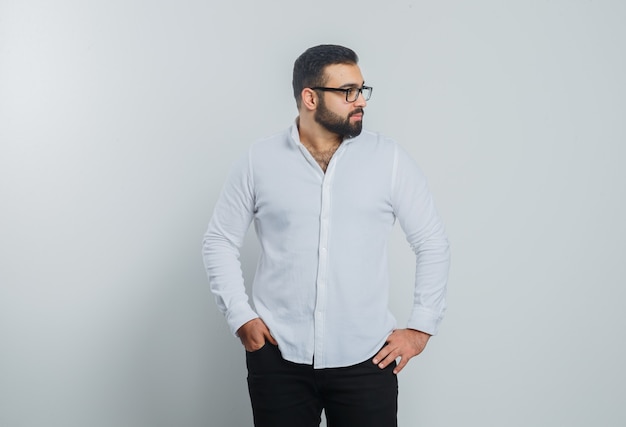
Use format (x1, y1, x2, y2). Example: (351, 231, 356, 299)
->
(356, 129, 397, 145)
(355, 130, 425, 179)
(347, 129, 402, 160)
(353, 129, 405, 152)
(248, 128, 295, 158)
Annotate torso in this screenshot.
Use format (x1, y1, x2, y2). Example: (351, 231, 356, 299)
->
(302, 142, 341, 172)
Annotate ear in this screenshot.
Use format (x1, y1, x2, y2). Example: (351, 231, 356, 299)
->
(300, 88, 318, 111)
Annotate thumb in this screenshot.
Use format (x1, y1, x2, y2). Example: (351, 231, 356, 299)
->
(265, 329, 278, 345)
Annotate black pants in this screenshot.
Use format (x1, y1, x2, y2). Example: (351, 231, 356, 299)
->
(246, 343, 398, 427)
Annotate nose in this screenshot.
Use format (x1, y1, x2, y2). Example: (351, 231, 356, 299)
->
(354, 90, 367, 107)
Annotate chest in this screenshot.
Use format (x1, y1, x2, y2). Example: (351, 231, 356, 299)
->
(251, 145, 396, 226)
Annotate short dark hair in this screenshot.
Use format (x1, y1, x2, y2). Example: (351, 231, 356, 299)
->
(292, 44, 359, 108)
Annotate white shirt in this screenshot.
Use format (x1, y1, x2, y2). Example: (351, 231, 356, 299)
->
(203, 123, 450, 369)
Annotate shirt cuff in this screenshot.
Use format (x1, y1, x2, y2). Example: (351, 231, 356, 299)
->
(406, 307, 444, 336)
(225, 303, 259, 337)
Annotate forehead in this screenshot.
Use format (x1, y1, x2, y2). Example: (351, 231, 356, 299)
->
(323, 63, 364, 87)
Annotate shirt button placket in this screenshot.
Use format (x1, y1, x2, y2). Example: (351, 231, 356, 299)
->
(314, 173, 332, 367)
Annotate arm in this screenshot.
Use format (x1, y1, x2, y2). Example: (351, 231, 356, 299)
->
(202, 151, 260, 337)
(374, 144, 450, 374)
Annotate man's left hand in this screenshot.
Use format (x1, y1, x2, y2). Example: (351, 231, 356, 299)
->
(372, 329, 431, 374)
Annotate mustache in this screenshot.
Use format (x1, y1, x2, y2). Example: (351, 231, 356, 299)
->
(349, 108, 364, 118)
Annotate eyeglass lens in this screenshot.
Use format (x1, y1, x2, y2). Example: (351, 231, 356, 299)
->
(347, 87, 372, 102)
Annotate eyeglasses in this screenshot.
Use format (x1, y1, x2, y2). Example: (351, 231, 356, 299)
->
(311, 85, 373, 102)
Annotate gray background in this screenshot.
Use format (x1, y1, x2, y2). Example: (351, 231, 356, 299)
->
(1, 1, 625, 426)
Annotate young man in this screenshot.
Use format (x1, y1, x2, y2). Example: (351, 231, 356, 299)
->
(203, 44, 450, 427)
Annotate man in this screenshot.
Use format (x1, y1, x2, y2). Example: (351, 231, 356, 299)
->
(203, 44, 449, 427)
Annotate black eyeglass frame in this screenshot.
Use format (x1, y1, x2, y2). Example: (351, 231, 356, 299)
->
(311, 85, 373, 102)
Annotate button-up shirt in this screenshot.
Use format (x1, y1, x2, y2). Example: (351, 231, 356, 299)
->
(203, 123, 449, 368)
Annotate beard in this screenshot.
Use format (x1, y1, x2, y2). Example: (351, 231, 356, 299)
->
(314, 98, 364, 139)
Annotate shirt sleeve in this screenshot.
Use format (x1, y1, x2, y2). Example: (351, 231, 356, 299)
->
(391, 144, 450, 336)
(202, 150, 259, 336)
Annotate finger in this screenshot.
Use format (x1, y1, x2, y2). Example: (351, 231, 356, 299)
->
(264, 329, 278, 345)
(241, 326, 269, 351)
(256, 320, 276, 344)
(243, 339, 263, 352)
(372, 346, 393, 365)
(377, 347, 401, 369)
(393, 356, 409, 374)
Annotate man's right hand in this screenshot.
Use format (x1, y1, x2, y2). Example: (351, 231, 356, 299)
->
(237, 318, 278, 352)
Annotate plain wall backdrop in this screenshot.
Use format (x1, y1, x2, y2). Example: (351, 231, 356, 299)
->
(1, 1, 625, 426)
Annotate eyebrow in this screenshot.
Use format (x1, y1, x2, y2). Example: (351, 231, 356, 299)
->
(338, 81, 365, 89)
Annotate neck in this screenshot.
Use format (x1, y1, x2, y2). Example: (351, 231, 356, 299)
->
(297, 115, 342, 152)
(296, 115, 342, 173)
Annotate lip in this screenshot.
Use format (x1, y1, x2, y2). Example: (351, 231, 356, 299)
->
(350, 113, 363, 120)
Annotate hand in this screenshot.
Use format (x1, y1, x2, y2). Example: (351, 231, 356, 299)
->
(372, 329, 431, 374)
(237, 318, 277, 352)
